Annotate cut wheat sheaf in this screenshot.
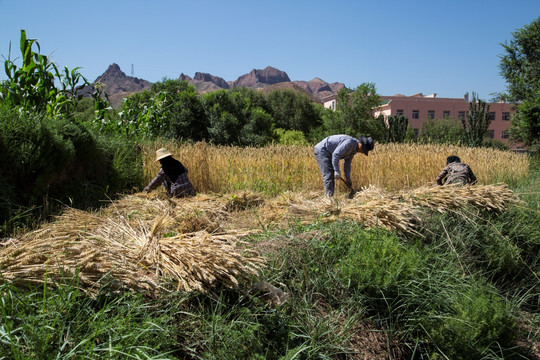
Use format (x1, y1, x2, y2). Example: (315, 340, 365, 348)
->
(0, 184, 521, 294)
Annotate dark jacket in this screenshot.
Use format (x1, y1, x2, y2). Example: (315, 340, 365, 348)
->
(436, 162, 477, 185)
(144, 157, 196, 197)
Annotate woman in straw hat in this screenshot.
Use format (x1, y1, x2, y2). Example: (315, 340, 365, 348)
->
(143, 148, 196, 197)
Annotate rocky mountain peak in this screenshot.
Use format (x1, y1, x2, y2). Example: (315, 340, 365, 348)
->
(95, 63, 125, 82)
(93, 64, 346, 107)
(233, 66, 291, 88)
(92, 63, 152, 107)
(193, 72, 229, 89)
(178, 73, 192, 82)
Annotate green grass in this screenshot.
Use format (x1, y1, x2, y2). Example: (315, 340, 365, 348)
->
(0, 278, 182, 359)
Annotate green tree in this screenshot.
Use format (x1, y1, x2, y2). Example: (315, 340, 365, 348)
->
(266, 89, 321, 134)
(462, 92, 491, 147)
(499, 16, 540, 148)
(203, 90, 241, 144)
(336, 83, 385, 140)
(203, 88, 274, 146)
(386, 115, 409, 143)
(510, 90, 540, 151)
(419, 117, 463, 145)
(116, 79, 207, 140)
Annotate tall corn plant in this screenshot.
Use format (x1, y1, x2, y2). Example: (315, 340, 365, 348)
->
(1, 30, 107, 118)
(462, 92, 491, 147)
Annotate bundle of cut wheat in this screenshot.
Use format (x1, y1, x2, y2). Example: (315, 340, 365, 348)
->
(281, 193, 422, 234)
(262, 184, 520, 235)
(0, 203, 264, 294)
(105, 193, 231, 233)
(399, 184, 521, 213)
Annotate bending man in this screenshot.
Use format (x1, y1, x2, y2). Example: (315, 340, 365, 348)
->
(313, 134, 374, 197)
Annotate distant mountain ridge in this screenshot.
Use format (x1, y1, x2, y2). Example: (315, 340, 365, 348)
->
(92, 64, 345, 107)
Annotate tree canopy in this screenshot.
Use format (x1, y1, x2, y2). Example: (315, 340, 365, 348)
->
(499, 16, 540, 149)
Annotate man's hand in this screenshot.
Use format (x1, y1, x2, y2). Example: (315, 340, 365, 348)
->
(334, 171, 341, 179)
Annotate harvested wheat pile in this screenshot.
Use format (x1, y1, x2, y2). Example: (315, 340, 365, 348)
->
(272, 191, 422, 235)
(0, 184, 520, 293)
(261, 184, 521, 235)
(105, 193, 231, 233)
(399, 183, 521, 212)
(0, 196, 265, 294)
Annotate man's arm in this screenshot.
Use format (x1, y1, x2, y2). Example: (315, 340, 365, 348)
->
(332, 139, 357, 178)
(435, 167, 448, 185)
(343, 155, 353, 180)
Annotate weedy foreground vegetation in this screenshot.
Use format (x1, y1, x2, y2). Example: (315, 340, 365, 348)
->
(1, 142, 539, 360)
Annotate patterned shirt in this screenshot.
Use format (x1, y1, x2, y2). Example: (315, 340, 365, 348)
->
(436, 162, 477, 186)
(144, 168, 196, 197)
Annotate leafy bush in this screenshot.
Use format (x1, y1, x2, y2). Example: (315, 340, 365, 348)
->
(266, 89, 322, 134)
(116, 79, 208, 140)
(0, 109, 142, 235)
(419, 117, 464, 144)
(386, 115, 409, 143)
(483, 138, 510, 150)
(203, 89, 276, 146)
(273, 128, 308, 145)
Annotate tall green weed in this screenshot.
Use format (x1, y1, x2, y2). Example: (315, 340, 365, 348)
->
(0, 280, 179, 359)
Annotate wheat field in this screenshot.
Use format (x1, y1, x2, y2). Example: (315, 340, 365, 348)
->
(142, 141, 529, 193)
(0, 141, 528, 294)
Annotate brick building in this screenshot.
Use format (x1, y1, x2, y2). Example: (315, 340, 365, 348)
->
(323, 92, 520, 149)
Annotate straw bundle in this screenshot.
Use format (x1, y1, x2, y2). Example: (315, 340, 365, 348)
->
(280, 193, 422, 235)
(262, 184, 520, 235)
(104, 193, 231, 233)
(0, 198, 264, 294)
(0, 184, 520, 293)
(399, 183, 521, 212)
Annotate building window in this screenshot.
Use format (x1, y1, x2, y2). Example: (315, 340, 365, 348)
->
(489, 112, 496, 121)
(502, 112, 510, 121)
(488, 130, 494, 139)
(458, 111, 465, 120)
(443, 111, 450, 118)
(502, 130, 510, 139)
(413, 128, 419, 137)
(396, 109, 404, 116)
(427, 110, 435, 119)
(412, 110, 419, 119)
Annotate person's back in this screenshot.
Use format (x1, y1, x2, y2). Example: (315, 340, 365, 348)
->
(436, 155, 477, 186)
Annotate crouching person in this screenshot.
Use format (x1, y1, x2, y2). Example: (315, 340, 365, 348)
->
(436, 155, 477, 186)
(144, 148, 196, 197)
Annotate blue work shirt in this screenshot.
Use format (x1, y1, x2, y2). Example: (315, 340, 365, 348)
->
(314, 135, 359, 179)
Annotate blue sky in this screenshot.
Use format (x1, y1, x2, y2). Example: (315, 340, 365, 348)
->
(1, 0, 539, 99)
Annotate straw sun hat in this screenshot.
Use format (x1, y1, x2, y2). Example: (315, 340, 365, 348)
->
(155, 148, 173, 162)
